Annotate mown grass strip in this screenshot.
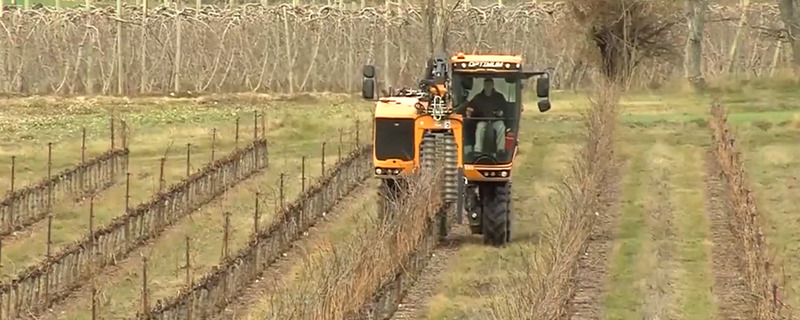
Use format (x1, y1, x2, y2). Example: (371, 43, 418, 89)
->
(602, 146, 646, 320)
(673, 146, 714, 320)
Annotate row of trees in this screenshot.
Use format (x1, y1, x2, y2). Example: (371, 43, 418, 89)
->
(567, 0, 799, 89)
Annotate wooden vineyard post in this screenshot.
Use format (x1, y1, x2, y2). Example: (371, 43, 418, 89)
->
(338, 128, 343, 161)
(355, 118, 360, 150)
(253, 192, 261, 277)
(47, 143, 52, 213)
(159, 157, 166, 192)
(279, 173, 285, 211)
(9, 156, 14, 226)
(235, 117, 240, 149)
(92, 286, 98, 320)
(321, 142, 326, 177)
(301, 156, 306, 193)
(110, 116, 116, 150)
(89, 196, 95, 264)
(125, 173, 131, 212)
(261, 110, 266, 139)
(254, 192, 260, 236)
(253, 111, 258, 142)
(111, 116, 117, 178)
(262, 112, 269, 168)
(81, 128, 86, 192)
(211, 128, 217, 162)
(82, 127, 87, 163)
(121, 120, 128, 151)
(321, 143, 327, 209)
(45, 214, 53, 305)
(186, 143, 191, 177)
(124, 122, 130, 172)
(185, 236, 191, 286)
(221, 212, 231, 262)
(253, 111, 259, 168)
(220, 210, 231, 308)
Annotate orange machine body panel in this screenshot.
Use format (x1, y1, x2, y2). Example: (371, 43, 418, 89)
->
(372, 97, 418, 178)
(372, 97, 465, 179)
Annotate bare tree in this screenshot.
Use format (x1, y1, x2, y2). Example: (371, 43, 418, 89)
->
(569, 0, 681, 85)
(777, 0, 800, 76)
(685, 0, 706, 90)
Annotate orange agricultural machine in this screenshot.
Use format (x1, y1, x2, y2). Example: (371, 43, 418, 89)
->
(361, 51, 551, 246)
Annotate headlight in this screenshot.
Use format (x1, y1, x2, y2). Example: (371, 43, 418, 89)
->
(500, 171, 508, 177)
(375, 168, 383, 174)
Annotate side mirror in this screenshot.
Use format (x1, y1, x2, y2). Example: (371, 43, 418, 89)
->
(362, 79, 375, 100)
(538, 99, 551, 113)
(536, 75, 550, 98)
(363, 65, 376, 78)
(362, 65, 376, 100)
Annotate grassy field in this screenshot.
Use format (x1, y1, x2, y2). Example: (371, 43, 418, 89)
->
(1, 82, 798, 319)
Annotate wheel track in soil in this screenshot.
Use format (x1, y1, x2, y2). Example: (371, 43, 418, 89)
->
(704, 150, 753, 319)
(641, 146, 678, 320)
(212, 180, 376, 320)
(388, 227, 472, 320)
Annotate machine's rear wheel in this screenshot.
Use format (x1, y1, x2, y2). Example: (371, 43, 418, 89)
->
(481, 182, 511, 246)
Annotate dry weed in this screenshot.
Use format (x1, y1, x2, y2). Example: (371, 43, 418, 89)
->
(265, 169, 445, 320)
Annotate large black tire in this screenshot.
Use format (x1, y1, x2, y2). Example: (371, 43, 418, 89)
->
(481, 182, 511, 246)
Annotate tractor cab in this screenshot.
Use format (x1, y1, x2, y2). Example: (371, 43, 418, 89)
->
(450, 54, 551, 166)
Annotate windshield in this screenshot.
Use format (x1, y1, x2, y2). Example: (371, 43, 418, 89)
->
(452, 72, 522, 165)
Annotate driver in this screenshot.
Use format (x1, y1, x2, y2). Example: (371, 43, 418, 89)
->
(464, 78, 510, 154)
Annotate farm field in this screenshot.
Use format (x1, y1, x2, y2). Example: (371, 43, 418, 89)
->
(1, 0, 799, 317)
(1, 83, 798, 320)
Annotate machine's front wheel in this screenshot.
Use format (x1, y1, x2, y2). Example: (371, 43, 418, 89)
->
(465, 186, 483, 235)
(481, 182, 511, 246)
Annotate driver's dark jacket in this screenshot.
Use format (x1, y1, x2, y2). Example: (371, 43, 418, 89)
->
(466, 91, 510, 129)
